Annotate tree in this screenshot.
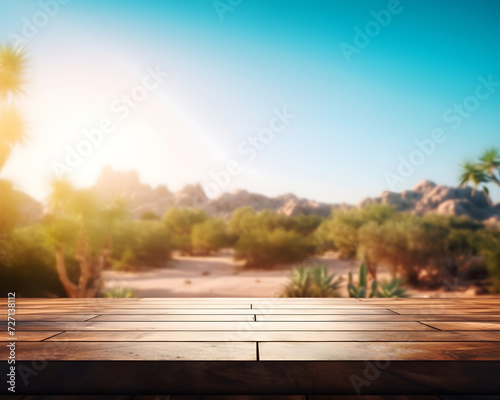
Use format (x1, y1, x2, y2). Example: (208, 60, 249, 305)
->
(460, 148, 500, 203)
(45, 179, 129, 297)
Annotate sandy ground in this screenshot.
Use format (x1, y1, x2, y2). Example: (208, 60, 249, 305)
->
(103, 250, 361, 297)
(103, 249, 487, 298)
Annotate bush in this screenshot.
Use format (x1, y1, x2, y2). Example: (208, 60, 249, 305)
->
(230, 208, 318, 267)
(110, 221, 174, 269)
(474, 228, 500, 293)
(111, 248, 138, 271)
(321, 204, 488, 288)
(235, 228, 315, 267)
(320, 204, 396, 259)
(140, 210, 159, 220)
(191, 219, 228, 255)
(134, 221, 174, 265)
(0, 226, 67, 297)
(163, 208, 209, 254)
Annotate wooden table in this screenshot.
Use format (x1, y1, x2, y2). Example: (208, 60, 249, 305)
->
(1, 297, 500, 397)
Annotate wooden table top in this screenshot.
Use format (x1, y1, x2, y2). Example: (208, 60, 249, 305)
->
(1, 297, 500, 396)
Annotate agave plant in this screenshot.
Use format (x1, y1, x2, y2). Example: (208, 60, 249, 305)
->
(284, 265, 342, 297)
(100, 287, 135, 298)
(375, 277, 408, 298)
(347, 262, 377, 298)
(311, 266, 343, 297)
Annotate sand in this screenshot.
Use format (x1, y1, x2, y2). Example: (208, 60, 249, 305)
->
(102, 249, 486, 298)
(102, 249, 360, 297)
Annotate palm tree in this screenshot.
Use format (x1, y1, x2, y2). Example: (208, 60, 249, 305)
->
(479, 148, 500, 186)
(0, 45, 27, 173)
(0, 45, 26, 97)
(460, 149, 500, 204)
(459, 161, 488, 195)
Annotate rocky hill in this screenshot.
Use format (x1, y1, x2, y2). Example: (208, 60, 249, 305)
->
(8, 167, 500, 225)
(358, 180, 500, 224)
(76, 167, 500, 224)
(91, 166, 338, 218)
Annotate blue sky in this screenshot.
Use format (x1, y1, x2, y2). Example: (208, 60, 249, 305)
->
(0, 0, 499, 204)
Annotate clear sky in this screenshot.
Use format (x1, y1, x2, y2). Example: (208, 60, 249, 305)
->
(0, 0, 499, 204)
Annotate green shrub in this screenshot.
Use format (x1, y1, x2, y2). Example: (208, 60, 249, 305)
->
(0, 226, 68, 297)
(191, 219, 228, 255)
(163, 208, 209, 254)
(234, 228, 315, 267)
(474, 229, 500, 293)
(134, 221, 173, 265)
(111, 248, 138, 271)
(140, 210, 159, 220)
(230, 208, 318, 267)
(321, 204, 396, 259)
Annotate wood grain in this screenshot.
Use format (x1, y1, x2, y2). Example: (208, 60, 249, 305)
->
(258, 341, 500, 361)
(2, 297, 500, 396)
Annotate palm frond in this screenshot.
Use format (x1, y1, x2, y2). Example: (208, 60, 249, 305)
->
(0, 45, 27, 97)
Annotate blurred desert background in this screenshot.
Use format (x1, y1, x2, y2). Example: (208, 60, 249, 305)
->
(1, 1, 499, 299)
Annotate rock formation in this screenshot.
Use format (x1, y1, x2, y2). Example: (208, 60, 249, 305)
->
(358, 179, 500, 223)
(90, 167, 336, 219)
(87, 168, 500, 223)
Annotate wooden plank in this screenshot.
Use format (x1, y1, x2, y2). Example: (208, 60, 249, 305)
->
(309, 396, 441, 400)
(424, 322, 500, 331)
(0, 304, 253, 309)
(134, 396, 307, 400)
(256, 314, 500, 322)
(43, 330, 500, 342)
(0, 341, 257, 361)
(390, 308, 500, 315)
(4, 308, 396, 315)
(0, 314, 98, 321)
(18, 396, 134, 400)
(91, 314, 255, 322)
(258, 341, 500, 361)
(438, 396, 500, 400)
(0, 321, 434, 331)
(0, 331, 63, 341)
